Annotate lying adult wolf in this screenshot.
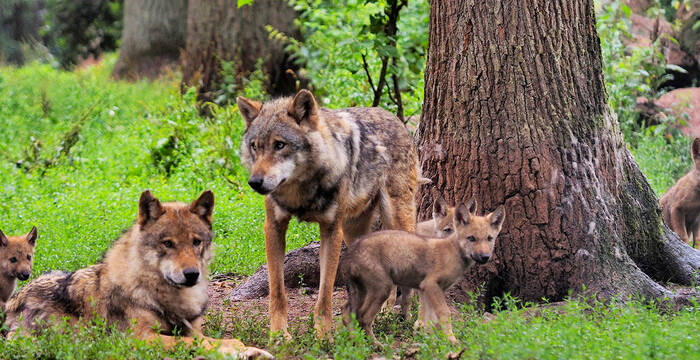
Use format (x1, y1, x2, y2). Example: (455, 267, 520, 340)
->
(3, 190, 271, 359)
(237, 89, 418, 337)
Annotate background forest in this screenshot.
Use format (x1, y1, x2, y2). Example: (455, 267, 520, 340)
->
(0, 0, 699, 359)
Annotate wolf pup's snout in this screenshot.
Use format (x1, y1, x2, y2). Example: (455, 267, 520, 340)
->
(17, 271, 30, 281)
(472, 253, 490, 264)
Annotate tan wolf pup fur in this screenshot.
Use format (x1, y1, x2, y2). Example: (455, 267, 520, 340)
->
(416, 195, 457, 237)
(237, 89, 419, 338)
(341, 197, 505, 345)
(0, 226, 37, 310)
(660, 137, 700, 248)
(3, 190, 271, 359)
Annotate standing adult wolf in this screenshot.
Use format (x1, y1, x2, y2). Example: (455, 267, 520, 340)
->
(237, 89, 418, 338)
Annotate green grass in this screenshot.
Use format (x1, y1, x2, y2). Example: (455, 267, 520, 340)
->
(0, 58, 698, 358)
(0, 56, 316, 278)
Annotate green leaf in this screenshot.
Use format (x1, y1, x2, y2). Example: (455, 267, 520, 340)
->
(237, 0, 253, 7)
(693, 20, 700, 32)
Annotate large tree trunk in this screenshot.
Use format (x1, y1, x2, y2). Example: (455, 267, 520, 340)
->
(112, 0, 187, 80)
(181, 0, 301, 103)
(416, 0, 700, 306)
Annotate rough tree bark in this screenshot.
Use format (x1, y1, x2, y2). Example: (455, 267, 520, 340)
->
(112, 0, 188, 80)
(415, 0, 700, 306)
(181, 0, 301, 103)
(230, 0, 700, 306)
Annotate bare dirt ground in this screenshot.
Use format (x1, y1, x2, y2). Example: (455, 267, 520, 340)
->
(206, 274, 349, 339)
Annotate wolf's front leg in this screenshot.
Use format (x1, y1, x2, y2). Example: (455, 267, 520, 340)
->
(264, 198, 291, 340)
(315, 221, 344, 338)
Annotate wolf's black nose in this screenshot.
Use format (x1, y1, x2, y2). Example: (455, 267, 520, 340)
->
(477, 254, 490, 264)
(18, 271, 30, 281)
(183, 268, 200, 286)
(248, 176, 264, 192)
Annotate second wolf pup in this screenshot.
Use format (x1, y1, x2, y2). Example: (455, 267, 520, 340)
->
(0, 226, 37, 310)
(416, 195, 457, 237)
(341, 198, 505, 345)
(660, 137, 700, 248)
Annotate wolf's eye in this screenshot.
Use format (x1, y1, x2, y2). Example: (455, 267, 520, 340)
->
(274, 141, 286, 150)
(9, 257, 17, 263)
(467, 236, 476, 243)
(162, 240, 174, 249)
(250, 142, 257, 151)
(26, 255, 31, 260)
(443, 228, 453, 234)
(487, 236, 493, 242)
(193, 238, 202, 247)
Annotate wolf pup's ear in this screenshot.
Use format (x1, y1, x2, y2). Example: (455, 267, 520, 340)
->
(190, 190, 215, 226)
(138, 190, 164, 226)
(0, 229, 7, 247)
(692, 138, 700, 169)
(237, 97, 262, 128)
(433, 195, 448, 219)
(465, 196, 477, 215)
(455, 203, 472, 226)
(289, 89, 319, 128)
(489, 205, 506, 231)
(26, 226, 37, 247)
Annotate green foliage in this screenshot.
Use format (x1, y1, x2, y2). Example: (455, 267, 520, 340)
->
(0, 317, 227, 359)
(279, 0, 427, 118)
(598, 1, 671, 142)
(43, 0, 123, 68)
(598, 1, 693, 196)
(0, 0, 45, 65)
(0, 56, 315, 279)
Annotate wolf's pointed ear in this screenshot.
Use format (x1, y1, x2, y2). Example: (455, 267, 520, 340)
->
(433, 195, 448, 218)
(692, 138, 700, 169)
(455, 203, 471, 226)
(26, 226, 37, 247)
(0, 229, 7, 247)
(190, 190, 215, 225)
(465, 196, 477, 215)
(237, 96, 262, 128)
(138, 190, 164, 226)
(489, 205, 506, 231)
(288, 89, 319, 128)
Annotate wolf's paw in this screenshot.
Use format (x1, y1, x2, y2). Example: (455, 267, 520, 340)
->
(241, 346, 274, 359)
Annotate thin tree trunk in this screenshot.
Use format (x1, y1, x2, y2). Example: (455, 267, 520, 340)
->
(112, 0, 187, 80)
(181, 0, 301, 103)
(415, 0, 700, 306)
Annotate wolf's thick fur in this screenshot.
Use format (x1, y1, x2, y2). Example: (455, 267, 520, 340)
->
(237, 89, 418, 337)
(416, 195, 457, 237)
(0, 227, 37, 310)
(341, 198, 505, 344)
(661, 137, 700, 248)
(3, 191, 271, 359)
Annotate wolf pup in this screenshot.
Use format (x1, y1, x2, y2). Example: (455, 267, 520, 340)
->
(341, 198, 505, 345)
(0, 226, 37, 310)
(3, 191, 271, 359)
(661, 137, 700, 248)
(237, 89, 419, 338)
(416, 195, 457, 237)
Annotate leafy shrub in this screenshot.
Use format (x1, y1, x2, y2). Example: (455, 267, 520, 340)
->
(43, 0, 123, 68)
(276, 0, 428, 119)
